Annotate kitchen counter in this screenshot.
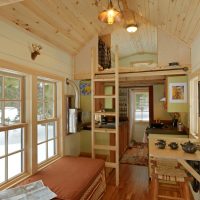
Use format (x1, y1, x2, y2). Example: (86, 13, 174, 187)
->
(146, 127, 188, 136)
(149, 137, 200, 182)
(82, 121, 128, 130)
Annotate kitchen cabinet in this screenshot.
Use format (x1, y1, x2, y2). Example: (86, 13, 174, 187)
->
(110, 121, 129, 161)
(119, 121, 129, 157)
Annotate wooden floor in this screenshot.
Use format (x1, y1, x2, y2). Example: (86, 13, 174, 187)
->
(103, 164, 194, 200)
(103, 164, 150, 200)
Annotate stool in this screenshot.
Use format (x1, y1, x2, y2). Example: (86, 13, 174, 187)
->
(151, 159, 191, 200)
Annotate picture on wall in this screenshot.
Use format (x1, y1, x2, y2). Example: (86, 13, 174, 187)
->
(80, 80, 91, 96)
(169, 82, 187, 103)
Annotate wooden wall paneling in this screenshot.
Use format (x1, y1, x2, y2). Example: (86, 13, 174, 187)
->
(21, 0, 85, 46)
(0, 0, 24, 7)
(0, 0, 200, 55)
(181, 0, 200, 43)
(157, 29, 191, 68)
(41, 0, 93, 42)
(0, 3, 79, 54)
(177, 0, 199, 41)
(61, 0, 104, 34)
(148, 0, 159, 26)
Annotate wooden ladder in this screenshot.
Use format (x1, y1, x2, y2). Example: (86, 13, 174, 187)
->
(91, 46, 119, 186)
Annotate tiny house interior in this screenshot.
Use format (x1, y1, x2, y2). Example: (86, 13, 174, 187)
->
(0, 0, 200, 200)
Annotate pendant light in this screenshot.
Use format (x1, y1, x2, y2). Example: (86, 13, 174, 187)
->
(98, 0, 122, 25)
(126, 24, 138, 33)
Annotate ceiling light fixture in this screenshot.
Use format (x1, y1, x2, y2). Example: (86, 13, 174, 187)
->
(98, 0, 122, 25)
(126, 24, 138, 33)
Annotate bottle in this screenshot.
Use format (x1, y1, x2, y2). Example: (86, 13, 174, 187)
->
(177, 122, 183, 132)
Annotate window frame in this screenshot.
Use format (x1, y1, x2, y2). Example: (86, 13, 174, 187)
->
(0, 72, 25, 125)
(36, 79, 58, 166)
(0, 72, 27, 185)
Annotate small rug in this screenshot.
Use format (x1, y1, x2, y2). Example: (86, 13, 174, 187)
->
(120, 142, 148, 166)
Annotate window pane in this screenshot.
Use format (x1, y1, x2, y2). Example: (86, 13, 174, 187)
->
(45, 101, 54, 118)
(5, 77, 20, 100)
(0, 132, 5, 157)
(0, 158, 5, 183)
(37, 82, 43, 100)
(0, 76, 2, 99)
(8, 152, 22, 179)
(0, 102, 2, 125)
(44, 82, 54, 101)
(37, 143, 46, 163)
(4, 102, 20, 125)
(48, 140, 55, 158)
(8, 128, 22, 154)
(143, 112, 149, 121)
(135, 112, 142, 120)
(48, 122, 55, 139)
(37, 124, 46, 143)
(37, 102, 44, 120)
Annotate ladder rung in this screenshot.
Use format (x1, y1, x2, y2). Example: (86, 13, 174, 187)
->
(93, 78, 115, 82)
(105, 162, 118, 168)
(94, 145, 116, 151)
(94, 128, 116, 133)
(95, 69, 115, 75)
(94, 112, 116, 116)
(94, 95, 116, 99)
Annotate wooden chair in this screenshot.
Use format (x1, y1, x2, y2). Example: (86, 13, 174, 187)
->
(150, 159, 191, 200)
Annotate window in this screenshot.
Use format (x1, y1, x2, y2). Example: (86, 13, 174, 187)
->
(0, 73, 25, 184)
(37, 80, 57, 164)
(0, 75, 21, 125)
(135, 92, 149, 121)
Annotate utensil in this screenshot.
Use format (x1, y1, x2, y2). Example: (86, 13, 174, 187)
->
(168, 142, 179, 150)
(155, 140, 166, 149)
(181, 141, 197, 154)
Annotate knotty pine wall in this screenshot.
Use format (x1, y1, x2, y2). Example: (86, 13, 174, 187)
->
(0, 20, 81, 156)
(192, 31, 200, 72)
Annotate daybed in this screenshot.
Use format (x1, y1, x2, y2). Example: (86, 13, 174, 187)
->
(18, 156, 106, 200)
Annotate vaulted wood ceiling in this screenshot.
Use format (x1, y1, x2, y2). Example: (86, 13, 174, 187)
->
(0, 0, 200, 56)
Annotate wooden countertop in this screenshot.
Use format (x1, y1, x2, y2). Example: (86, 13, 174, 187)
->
(146, 127, 188, 135)
(149, 137, 200, 161)
(149, 137, 200, 182)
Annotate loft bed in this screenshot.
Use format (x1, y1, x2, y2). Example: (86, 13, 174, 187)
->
(17, 156, 106, 200)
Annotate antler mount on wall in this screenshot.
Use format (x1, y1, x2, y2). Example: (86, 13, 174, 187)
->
(31, 43, 42, 60)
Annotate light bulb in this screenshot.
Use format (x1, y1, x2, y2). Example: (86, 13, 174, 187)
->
(107, 9, 115, 24)
(126, 24, 138, 33)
